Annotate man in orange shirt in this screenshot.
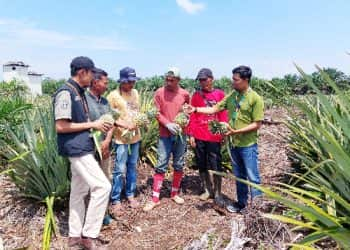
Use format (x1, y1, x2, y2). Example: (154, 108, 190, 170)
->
(143, 67, 190, 212)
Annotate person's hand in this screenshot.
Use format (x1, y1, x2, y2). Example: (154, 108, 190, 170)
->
(166, 123, 181, 135)
(101, 139, 110, 160)
(183, 104, 196, 114)
(92, 120, 113, 133)
(223, 122, 236, 136)
(115, 120, 136, 130)
(189, 136, 196, 148)
(127, 123, 137, 131)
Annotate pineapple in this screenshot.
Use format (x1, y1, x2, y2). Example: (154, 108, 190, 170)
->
(110, 108, 121, 120)
(174, 112, 189, 128)
(91, 110, 120, 160)
(98, 114, 114, 125)
(132, 112, 149, 127)
(208, 120, 228, 135)
(174, 112, 189, 142)
(121, 112, 148, 151)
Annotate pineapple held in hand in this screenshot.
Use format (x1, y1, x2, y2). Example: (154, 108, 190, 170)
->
(99, 114, 114, 125)
(110, 108, 121, 120)
(121, 111, 149, 145)
(208, 120, 228, 135)
(91, 110, 120, 160)
(174, 112, 189, 142)
(132, 112, 149, 127)
(174, 112, 189, 129)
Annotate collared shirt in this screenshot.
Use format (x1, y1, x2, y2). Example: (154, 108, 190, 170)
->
(107, 87, 141, 144)
(85, 91, 111, 122)
(154, 86, 190, 137)
(217, 88, 264, 147)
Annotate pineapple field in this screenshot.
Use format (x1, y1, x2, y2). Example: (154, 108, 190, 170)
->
(1, 65, 350, 249)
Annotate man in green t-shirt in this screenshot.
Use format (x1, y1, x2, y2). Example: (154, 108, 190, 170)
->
(187, 65, 264, 213)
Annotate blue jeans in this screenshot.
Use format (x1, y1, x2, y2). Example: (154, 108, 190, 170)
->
(110, 141, 140, 204)
(230, 144, 262, 207)
(155, 135, 187, 174)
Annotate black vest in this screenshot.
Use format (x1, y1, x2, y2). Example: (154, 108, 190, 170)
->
(53, 79, 94, 157)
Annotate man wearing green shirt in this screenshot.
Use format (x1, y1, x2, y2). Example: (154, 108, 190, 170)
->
(187, 65, 264, 213)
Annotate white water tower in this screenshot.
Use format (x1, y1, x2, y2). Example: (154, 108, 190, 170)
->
(3, 61, 43, 95)
(28, 71, 44, 95)
(3, 61, 30, 84)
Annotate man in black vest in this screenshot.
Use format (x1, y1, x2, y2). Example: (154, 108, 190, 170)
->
(53, 56, 112, 249)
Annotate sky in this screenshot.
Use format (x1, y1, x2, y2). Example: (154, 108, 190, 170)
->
(0, 0, 350, 81)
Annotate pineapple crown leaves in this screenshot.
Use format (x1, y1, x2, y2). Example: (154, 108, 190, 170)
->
(174, 112, 189, 128)
(208, 120, 228, 135)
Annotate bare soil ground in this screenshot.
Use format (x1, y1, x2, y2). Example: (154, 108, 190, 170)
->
(0, 108, 293, 250)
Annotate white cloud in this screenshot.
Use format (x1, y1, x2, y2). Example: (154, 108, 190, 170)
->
(176, 0, 206, 15)
(0, 18, 129, 51)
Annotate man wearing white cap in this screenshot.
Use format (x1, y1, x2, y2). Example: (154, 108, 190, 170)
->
(143, 67, 190, 211)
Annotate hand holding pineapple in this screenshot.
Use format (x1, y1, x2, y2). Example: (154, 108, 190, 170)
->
(133, 112, 149, 127)
(91, 111, 120, 160)
(171, 111, 189, 142)
(223, 122, 237, 136)
(208, 120, 228, 135)
(121, 111, 150, 141)
(208, 120, 236, 136)
(174, 112, 189, 129)
(91, 119, 113, 133)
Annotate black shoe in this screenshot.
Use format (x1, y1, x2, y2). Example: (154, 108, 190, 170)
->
(214, 196, 225, 208)
(226, 202, 245, 213)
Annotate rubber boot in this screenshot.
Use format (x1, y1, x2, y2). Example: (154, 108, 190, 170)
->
(199, 171, 213, 201)
(213, 175, 225, 207)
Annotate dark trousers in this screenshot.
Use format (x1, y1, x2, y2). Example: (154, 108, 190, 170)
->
(194, 139, 222, 173)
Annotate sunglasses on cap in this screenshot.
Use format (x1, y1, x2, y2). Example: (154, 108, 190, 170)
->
(198, 78, 209, 82)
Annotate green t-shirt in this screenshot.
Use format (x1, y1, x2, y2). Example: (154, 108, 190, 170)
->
(217, 88, 264, 147)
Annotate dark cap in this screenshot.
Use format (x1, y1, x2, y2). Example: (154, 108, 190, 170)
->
(70, 56, 96, 71)
(93, 68, 108, 80)
(118, 67, 141, 83)
(196, 68, 213, 80)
